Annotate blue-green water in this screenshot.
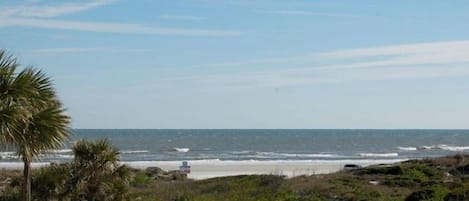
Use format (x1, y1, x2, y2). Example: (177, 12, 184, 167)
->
(2, 129, 469, 163)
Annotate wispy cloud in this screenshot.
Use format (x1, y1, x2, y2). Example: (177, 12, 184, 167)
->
(0, 0, 117, 18)
(28, 47, 150, 55)
(169, 40, 469, 90)
(0, 18, 242, 36)
(310, 40, 469, 70)
(196, 40, 469, 69)
(160, 15, 206, 21)
(0, 1, 241, 37)
(316, 40, 469, 59)
(259, 10, 365, 18)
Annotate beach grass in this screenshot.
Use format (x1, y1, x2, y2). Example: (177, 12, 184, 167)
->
(2, 155, 469, 200)
(124, 154, 469, 201)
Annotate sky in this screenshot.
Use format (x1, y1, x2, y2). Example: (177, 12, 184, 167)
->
(1, 0, 469, 129)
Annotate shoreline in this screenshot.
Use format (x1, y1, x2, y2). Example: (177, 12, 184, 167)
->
(0, 159, 407, 180)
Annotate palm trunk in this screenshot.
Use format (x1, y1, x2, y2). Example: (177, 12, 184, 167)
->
(23, 159, 31, 201)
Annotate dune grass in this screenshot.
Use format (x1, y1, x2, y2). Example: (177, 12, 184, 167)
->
(125, 154, 469, 201)
(2, 154, 469, 201)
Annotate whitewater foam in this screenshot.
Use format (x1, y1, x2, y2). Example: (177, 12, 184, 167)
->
(47, 149, 73, 153)
(172, 147, 190, 153)
(0, 152, 18, 159)
(438, 145, 469, 151)
(121, 150, 150, 154)
(397, 146, 418, 151)
(415, 144, 469, 151)
(256, 152, 341, 158)
(359, 153, 399, 158)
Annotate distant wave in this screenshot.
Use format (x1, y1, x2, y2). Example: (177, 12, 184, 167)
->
(231, 151, 254, 154)
(47, 149, 73, 153)
(416, 144, 469, 151)
(52, 154, 73, 159)
(397, 146, 418, 151)
(359, 153, 399, 158)
(122, 158, 408, 167)
(172, 147, 190, 153)
(256, 152, 341, 158)
(39, 154, 73, 159)
(395, 145, 469, 152)
(417, 145, 440, 150)
(438, 145, 469, 151)
(0, 151, 15, 155)
(121, 150, 149, 154)
(0, 152, 18, 159)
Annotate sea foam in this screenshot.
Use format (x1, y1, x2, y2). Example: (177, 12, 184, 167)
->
(397, 146, 418, 151)
(121, 150, 150, 154)
(359, 153, 399, 158)
(172, 147, 190, 153)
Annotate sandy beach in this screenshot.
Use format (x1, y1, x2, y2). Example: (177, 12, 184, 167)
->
(0, 159, 407, 180)
(0, 159, 405, 180)
(126, 159, 407, 179)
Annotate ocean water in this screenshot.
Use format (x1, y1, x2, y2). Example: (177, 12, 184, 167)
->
(1, 129, 469, 163)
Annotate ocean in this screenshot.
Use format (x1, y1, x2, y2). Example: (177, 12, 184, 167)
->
(1, 129, 469, 164)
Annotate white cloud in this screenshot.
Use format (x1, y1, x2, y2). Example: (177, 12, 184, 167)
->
(316, 40, 469, 59)
(260, 10, 364, 18)
(160, 15, 206, 21)
(0, 1, 241, 37)
(169, 40, 469, 90)
(0, 18, 243, 36)
(0, 0, 117, 18)
(192, 40, 469, 69)
(28, 47, 150, 55)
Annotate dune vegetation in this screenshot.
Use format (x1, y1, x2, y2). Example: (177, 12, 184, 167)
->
(1, 152, 469, 201)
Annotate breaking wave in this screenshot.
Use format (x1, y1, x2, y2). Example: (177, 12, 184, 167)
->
(359, 153, 399, 158)
(172, 147, 190, 153)
(121, 150, 150, 154)
(397, 146, 418, 151)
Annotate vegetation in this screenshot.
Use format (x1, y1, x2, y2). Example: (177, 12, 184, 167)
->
(3, 154, 468, 201)
(0, 50, 71, 201)
(67, 139, 131, 201)
(0, 139, 131, 201)
(125, 154, 469, 201)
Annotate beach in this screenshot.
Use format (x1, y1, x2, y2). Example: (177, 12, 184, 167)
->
(0, 159, 406, 180)
(129, 159, 408, 179)
(0, 160, 399, 180)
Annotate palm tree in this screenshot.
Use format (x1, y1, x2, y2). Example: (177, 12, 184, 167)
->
(67, 139, 130, 201)
(0, 50, 71, 201)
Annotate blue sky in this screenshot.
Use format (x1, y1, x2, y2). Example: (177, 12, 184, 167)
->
(1, 0, 469, 129)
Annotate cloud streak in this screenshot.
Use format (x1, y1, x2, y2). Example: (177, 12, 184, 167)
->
(0, 1, 241, 37)
(316, 40, 469, 59)
(260, 10, 365, 18)
(0, 18, 243, 36)
(0, 0, 117, 18)
(28, 47, 150, 55)
(160, 15, 206, 21)
(168, 40, 469, 90)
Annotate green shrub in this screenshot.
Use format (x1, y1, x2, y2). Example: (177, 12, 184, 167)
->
(132, 174, 151, 187)
(31, 163, 70, 201)
(405, 185, 449, 201)
(357, 165, 403, 175)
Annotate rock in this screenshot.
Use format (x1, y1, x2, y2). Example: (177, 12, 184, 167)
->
(144, 167, 187, 181)
(167, 170, 187, 180)
(145, 167, 167, 178)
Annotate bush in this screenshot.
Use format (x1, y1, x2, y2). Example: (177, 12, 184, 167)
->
(31, 163, 70, 201)
(405, 185, 449, 201)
